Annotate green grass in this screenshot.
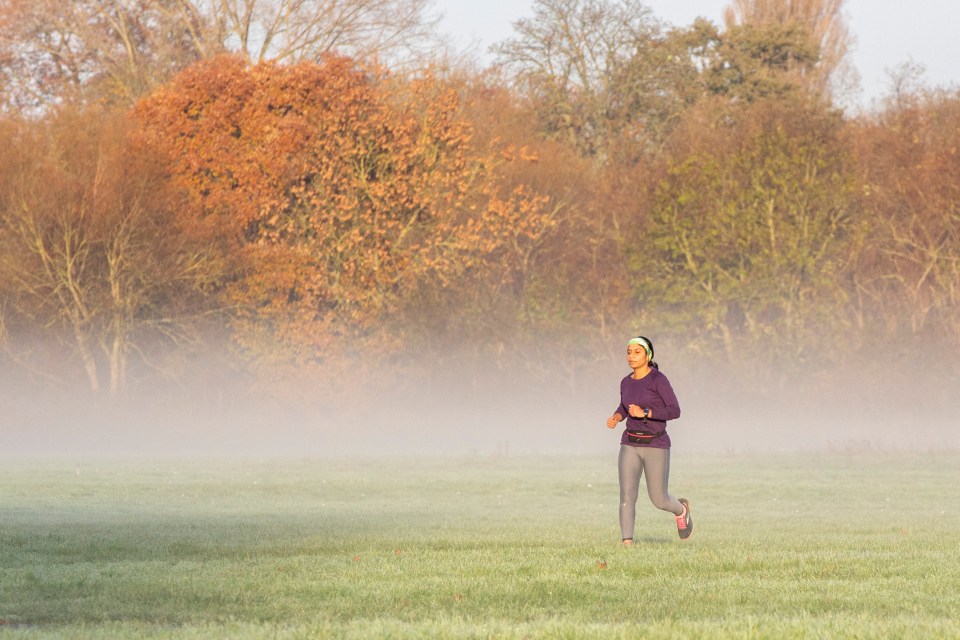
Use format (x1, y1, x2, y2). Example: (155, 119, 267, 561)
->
(1, 452, 959, 638)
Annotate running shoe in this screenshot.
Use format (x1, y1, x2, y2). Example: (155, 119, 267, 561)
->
(676, 498, 693, 540)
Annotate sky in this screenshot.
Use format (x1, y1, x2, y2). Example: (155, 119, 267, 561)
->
(433, 0, 959, 109)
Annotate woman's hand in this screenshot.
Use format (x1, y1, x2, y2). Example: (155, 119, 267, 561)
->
(628, 404, 652, 419)
(606, 413, 622, 429)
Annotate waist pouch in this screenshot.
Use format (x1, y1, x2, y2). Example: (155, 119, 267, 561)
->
(626, 429, 662, 444)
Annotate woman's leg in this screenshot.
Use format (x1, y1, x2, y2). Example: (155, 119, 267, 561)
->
(618, 445, 643, 540)
(641, 447, 683, 516)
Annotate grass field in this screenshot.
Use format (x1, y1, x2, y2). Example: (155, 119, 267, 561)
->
(1, 451, 959, 638)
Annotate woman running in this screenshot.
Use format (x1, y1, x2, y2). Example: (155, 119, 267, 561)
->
(606, 336, 692, 543)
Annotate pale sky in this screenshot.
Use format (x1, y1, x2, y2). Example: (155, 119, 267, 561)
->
(433, 0, 959, 110)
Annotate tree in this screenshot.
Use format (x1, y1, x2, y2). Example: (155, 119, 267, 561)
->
(714, 22, 817, 101)
(201, 0, 440, 65)
(0, 0, 440, 113)
(492, 0, 662, 160)
(723, 0, 851, 97)
(603, 20, 711, 160)
(0, 0, 219, 112)
(627, 96, 859, 367)
(0, 107, 222, 394)
(491, 0, 833, 165)
(850, 88, 960, 346)
(134, 55, 554, 384)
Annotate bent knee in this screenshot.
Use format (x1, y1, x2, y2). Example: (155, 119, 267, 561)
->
(651, 497, 674, 511)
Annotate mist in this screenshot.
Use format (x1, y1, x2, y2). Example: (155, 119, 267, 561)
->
(3, 336, 957, 459)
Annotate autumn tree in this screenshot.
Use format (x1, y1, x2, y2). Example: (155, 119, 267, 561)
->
(850, 87, 960, 346)
(134, 55, 554, 385)
(627, 96, 859, 368)
(0, 107, 223, 394)
(426, 74, 634, 388)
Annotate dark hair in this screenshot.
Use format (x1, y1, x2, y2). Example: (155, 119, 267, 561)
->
(636, 335, 658, 370)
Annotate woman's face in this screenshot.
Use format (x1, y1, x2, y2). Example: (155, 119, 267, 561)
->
(627, 344, 649, 370)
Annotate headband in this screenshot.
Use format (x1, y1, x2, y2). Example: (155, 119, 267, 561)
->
(627, 337, 652, 359)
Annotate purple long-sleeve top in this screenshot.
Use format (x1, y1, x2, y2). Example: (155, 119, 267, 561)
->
(613, 369, 681, 449)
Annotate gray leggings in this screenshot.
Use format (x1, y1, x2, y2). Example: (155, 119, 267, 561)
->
(618, 444, 683, 539)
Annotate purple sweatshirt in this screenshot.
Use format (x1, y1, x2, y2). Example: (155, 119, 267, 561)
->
(613, 369, 681, 449)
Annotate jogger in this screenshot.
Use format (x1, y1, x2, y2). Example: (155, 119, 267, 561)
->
(606, 335, 693, 542)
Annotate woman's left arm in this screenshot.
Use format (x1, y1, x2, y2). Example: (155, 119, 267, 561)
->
(651, 375, 681, 421)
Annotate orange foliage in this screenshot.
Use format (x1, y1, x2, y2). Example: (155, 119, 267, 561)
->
(134, 55, 553, 374)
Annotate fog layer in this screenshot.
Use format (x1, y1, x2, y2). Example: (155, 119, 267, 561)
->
(4, 343, 957, 458)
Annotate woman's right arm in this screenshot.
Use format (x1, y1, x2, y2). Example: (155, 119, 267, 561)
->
(608, 381, 626, 428)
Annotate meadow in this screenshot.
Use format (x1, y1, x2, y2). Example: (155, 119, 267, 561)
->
(1, 450, 958, 638)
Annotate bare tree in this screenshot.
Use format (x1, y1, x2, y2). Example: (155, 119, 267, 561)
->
(492, 0, 662, 159)
(0, 0, 440, 113)
(202, 0, 440, 65)
(0, 0, 221, 111)
(0, 107, 222, 394)
(852, 87, 960, 345)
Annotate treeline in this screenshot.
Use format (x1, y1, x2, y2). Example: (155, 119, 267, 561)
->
(1, 0, 958, 412)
